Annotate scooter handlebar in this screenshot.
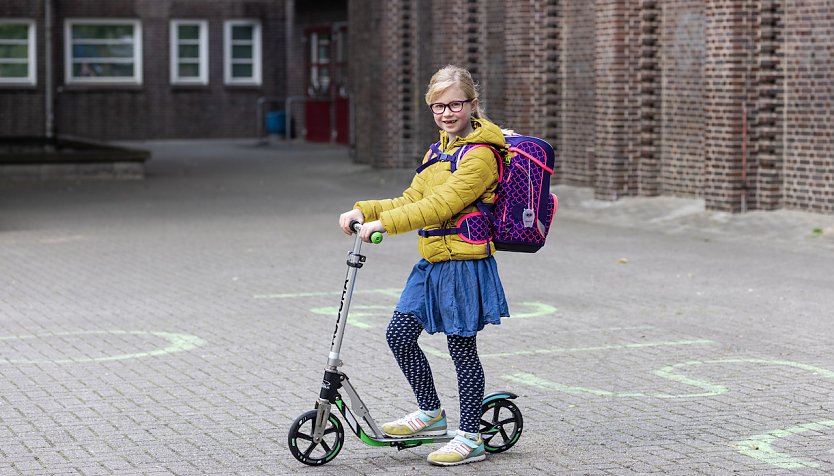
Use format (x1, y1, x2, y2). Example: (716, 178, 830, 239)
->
(349, 220, 383, 244)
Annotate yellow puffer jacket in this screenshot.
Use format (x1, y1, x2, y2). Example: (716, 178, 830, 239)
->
(355, 118, 507, 263)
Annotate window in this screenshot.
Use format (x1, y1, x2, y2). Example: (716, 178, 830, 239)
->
(170, 20, 208, 85)
(224, 20, 261, 85)
(307, 29, 330, 97)
(0, 20, 36, 86)
(65, 19, 142, 85)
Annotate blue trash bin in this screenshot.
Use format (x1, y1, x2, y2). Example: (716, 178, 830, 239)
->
(266, 111, 286, 135)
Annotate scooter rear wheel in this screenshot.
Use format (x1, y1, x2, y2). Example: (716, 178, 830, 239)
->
(480, 398, 523, 453)
(288, 410, 345, 466)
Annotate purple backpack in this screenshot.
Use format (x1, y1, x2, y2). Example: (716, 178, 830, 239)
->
(417, 134, 558, 253)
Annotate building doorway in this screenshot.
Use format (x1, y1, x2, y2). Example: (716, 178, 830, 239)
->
(304, 23, 348, 144)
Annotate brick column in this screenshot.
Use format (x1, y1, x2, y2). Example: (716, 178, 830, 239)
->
(703, 1, 755, 212)
(499, 0, 559, 149)
(782, 0, 834, 213)
(378, 0, 402, 167)
(560, 0, 596, 187)
(752, 0, 784, 210)
(348, 0, 382, 164)
(543, 0, 561, 151)
(594, 0, 639, 200)
(503, 0, 547, 136)
(354, 0, 423, 167)
(638, 0, 661, 196)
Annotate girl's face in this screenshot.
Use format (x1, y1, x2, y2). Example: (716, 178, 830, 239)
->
(430, 85, 477, 139)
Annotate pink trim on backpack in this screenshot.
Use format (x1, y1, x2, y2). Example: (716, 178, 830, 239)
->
(509, 146, 554, 174)
(549, 193, 559, 228)
(456, 212, 490, 245)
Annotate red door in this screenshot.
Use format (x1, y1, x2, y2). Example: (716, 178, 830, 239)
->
(305, 24, 349, 144)
(305, 99, 331, 142)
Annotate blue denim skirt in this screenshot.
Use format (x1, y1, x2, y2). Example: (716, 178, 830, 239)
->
(395, 257, 509, 336)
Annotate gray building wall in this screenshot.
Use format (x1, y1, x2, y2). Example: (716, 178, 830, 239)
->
(1, 0, 288, 140)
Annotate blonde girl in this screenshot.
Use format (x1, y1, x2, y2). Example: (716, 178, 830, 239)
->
(339, 65, 509, 466)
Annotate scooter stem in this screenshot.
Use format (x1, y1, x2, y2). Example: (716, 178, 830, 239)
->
(314, 229, 364, 442)
(326, 230, 364, 370)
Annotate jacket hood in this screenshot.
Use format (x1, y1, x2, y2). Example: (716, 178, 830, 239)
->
(439, 118, 507, 152)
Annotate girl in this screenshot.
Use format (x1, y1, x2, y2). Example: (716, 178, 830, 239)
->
(338, 65, 509, 466)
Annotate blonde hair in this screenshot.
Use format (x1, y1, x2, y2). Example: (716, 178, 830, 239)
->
(425, 65, 489, 122)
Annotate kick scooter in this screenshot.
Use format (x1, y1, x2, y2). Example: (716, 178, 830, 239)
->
(288, 221, 523, 465)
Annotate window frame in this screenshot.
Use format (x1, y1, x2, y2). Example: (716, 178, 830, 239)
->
(223, 19, 262, 86)
(0, 19, 37, 86)
(170, 19, 208, 85)
(64, 18, 143, 85)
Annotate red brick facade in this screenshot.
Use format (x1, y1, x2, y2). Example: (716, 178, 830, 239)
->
(349, 0, 834, 215)
(3, 1, 832, 213)
(660, 1, 704, 199)
(784, 0, 834, 212)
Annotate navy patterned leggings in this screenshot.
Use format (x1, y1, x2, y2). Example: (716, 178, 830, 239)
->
(386, 311, 485, 433)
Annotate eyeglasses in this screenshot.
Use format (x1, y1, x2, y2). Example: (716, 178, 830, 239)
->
(429, 99, 472, 115)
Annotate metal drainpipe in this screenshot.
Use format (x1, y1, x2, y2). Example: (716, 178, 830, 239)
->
(44, 0, 54, 140)
(285, 95, 307, 142)
(256, 96, 282, 144)
(741, 103, 748, 213)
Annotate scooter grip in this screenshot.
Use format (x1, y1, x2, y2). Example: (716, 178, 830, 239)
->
(349, 220, 383, 244)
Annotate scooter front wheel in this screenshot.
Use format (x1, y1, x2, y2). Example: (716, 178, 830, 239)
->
(288, 410, 345, 466)
(480, 398, 523, 453)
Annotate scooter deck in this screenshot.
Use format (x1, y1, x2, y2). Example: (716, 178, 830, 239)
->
(370, 429, 457, 444)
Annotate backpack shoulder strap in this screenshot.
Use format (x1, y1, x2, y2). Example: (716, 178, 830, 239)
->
(416, 141, 455, 173)
(454, 143, 504, 182)
(417, 142, 505, 181)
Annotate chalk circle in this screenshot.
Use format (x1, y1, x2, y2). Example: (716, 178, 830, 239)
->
(735, 420, 834, 469)
(505, 358, 834, 399)
(0, 330, 205, 364)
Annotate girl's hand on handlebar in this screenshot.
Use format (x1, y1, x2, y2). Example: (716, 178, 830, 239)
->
(339, 209, 365, 235)
(359, 220, 386, 243)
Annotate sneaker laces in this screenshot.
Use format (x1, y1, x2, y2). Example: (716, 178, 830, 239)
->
(438, 438, 474, 458)
(393, 410, 430, 428)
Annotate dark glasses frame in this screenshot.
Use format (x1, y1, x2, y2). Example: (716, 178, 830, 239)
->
(429, 99, 472, 115)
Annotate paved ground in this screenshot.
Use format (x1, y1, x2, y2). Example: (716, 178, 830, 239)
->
(1, 140, 833, 475)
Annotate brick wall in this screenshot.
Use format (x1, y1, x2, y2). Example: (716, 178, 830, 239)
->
(348, 0, 834, 214)
(347, 0, 378, 165)
(559, 0, 596, 186)
(7, 0, 833, 214)
(783, 0, 834, 212)
(752, 0, 784, 210)
(660, 1, 705, 198)
(638, 0, 661, 196)
(623, 1, 642, 198)
(593, 1, 631, 200)
(349, 0, 424, 168)
(1, 0, 288, 140)
(503, 0, 547, 138)
(380, 0, 412, 167)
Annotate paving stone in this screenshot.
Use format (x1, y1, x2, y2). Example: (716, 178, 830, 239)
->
(0, 140, 832, 474)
